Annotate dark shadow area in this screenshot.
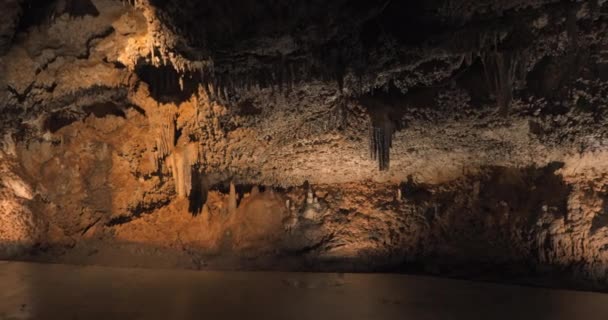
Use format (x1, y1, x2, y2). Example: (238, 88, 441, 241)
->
(478, 162, 570, 224)
(63, 0, 99, 18)
(188, 169, 209, 216)
(591, 199, 608, 234)
(135, 61, 201, 104)
(16, 0, 99, 35)
(83, 102, 126, 118)
(43, 102, 141, 133)
(359, 1, 449, 47)
(237, 99, 262, 116)
(16, 0, 57, 32)
(43, 111, 79, 133)
(391, 163, 573, 284)
(3, 251, 608, 319)
(0, 233, 602, 295)
(399, 175, 433, 205)
(456, 58, 494, 107)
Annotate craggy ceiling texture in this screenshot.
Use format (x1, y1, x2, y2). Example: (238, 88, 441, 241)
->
(2, 0, 608, 291)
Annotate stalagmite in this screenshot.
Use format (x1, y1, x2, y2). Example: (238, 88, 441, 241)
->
(302, 184, 324, 221)
(228, 181, 237, 214)
(305, 184, 314, 205)
(306, 190, 314, 204)
(251, 185, 259, 196)
(396, 188, 402, 202)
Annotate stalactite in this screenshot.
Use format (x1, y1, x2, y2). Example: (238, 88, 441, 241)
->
(482, 50, 521, 115)
(567, 7, 579, 47)
(156, 117, 175, 158)
(369, 122, 392, 171)
(480, 34, 522, 115)
(167, 143, 199, 198)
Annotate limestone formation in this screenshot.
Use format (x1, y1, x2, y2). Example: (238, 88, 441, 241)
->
(251, 186, 259, 197)
(228, 181, 237, 214)
(0, 150, 39, 259)
(283, 213, 298, 233)
(167, 143, 198, 198)
(1, 0, 608, 292)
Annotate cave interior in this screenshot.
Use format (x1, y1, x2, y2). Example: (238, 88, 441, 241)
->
(2, 0, 608, 317)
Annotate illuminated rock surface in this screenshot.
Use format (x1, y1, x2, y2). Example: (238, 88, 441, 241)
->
(1, 0, 608, 292)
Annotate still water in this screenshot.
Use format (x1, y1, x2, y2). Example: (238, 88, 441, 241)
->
(0, 261, 607, 319)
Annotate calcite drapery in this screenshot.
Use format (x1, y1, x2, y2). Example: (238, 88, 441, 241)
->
(167, 142, 199, 198)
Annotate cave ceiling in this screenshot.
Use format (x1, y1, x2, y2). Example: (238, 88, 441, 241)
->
(0, 0, 607, 185)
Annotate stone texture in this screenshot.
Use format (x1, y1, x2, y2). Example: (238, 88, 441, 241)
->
(0, 0, 608, 291)
(0, 140, 39, 259)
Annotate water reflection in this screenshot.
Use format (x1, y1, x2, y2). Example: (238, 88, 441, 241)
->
(0, 261, 607, 319)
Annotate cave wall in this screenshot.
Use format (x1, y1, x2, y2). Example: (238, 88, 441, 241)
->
(1, 0, 608, 291)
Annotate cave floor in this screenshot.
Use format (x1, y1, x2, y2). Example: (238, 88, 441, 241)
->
(0, 261, 607, 320)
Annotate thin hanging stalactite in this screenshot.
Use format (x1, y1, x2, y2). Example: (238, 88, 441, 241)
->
(480, 34, 523, 115)
(369, 122, 393, 171)
(156, 117, 175, 159)
(167, 143, 199, 198)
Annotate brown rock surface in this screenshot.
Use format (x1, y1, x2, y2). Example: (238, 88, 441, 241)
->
(0, 0, 608, 292)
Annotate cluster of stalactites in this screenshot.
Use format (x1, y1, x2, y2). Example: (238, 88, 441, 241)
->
(479, 32, 526, 115)
(198, 63, 306, 103)
(151, 111, 202, 198)
(369, 124, 393, 171)
(120, 0, 211, 73)
(156, 116, 175, 158)
(136, 28, 353, 103)
(481, 51, 520, 115)
(167, 143, 199, 198)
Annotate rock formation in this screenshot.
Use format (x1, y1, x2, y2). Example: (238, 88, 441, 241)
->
(1, 0, 608, 291)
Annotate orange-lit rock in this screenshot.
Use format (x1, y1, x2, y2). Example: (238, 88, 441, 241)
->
(1, 0, 608, 292)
